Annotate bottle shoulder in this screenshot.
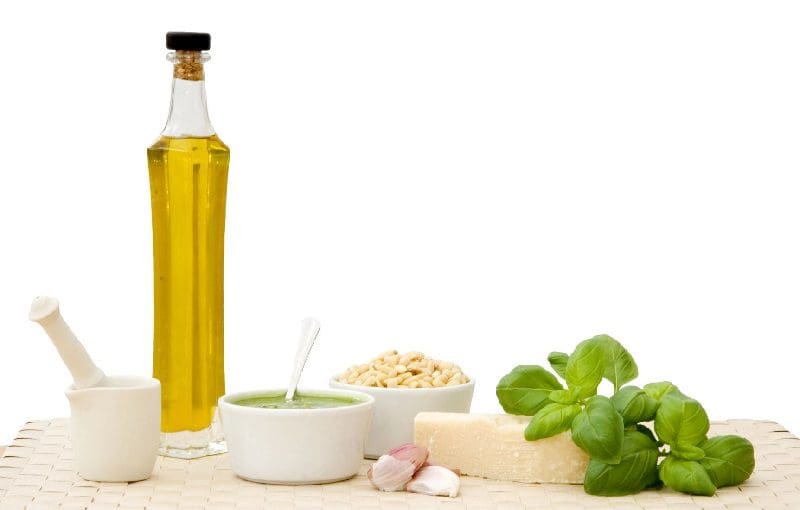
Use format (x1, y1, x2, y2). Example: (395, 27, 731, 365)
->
(148, 134, 229, 153)
(208, 134, 229, 151)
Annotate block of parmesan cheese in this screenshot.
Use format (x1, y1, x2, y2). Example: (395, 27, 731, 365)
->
(414, 412, 588, 484)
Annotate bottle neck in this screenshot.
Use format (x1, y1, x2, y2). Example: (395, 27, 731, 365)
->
(162, 51, 215, 138)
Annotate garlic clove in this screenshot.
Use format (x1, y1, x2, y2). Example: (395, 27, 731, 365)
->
(368, 443, 430, 492)
(368, 455, 419, 491)
(387, 443, 429, 471)
(422, 461, 461, 476)
(406, 465, 461, 498)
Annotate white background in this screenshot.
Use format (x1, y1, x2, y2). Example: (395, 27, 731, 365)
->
(0, 1, 798, 444)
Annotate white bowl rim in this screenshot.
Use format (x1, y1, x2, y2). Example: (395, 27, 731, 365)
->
(330, 376, 475, 394)
(219, 387, 375, 415)
(65, 375, 160, 394)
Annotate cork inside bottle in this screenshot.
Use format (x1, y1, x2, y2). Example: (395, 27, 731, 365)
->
(170, 50, 207, 81)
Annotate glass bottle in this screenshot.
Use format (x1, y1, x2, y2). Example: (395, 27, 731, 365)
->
(147, 32, 229, 458)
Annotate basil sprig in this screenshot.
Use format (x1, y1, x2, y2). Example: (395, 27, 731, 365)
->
(496, 335, 755, 497)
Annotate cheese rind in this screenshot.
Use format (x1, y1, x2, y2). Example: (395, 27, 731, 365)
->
(414, 412, 588, 484)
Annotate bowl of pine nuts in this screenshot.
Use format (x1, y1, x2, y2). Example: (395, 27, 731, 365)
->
(330, 350, 474, 458)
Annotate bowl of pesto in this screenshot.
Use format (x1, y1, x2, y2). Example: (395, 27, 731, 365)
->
(219, 388, 374, 484)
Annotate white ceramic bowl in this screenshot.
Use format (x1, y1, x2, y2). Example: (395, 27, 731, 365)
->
(219, 388, 374, 484)
(330, 377, 475, 458)
(66, 375, 160, 482)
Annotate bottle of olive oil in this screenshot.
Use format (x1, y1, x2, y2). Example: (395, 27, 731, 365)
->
(147, 32, 229, 458)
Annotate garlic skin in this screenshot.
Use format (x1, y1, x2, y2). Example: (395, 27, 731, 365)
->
(406, 465, 461, 498)
(387, 444, 428, 471)
(368, 444, 429, 492)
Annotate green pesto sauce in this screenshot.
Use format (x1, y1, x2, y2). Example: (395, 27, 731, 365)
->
(233, 393, 362, 410)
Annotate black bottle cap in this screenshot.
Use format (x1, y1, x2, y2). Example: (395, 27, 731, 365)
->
(166, 32, 211, 51)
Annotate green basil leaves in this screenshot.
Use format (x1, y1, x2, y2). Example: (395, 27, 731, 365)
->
(496, 365, 563, 416)
(524, 403, 581, 441)
(610, 385, 659, 425)
(672, 443, 706, 461)
(496, 335, 756, 498)
(584, 429, 660, 496)
(659, 456, 716, 496)
(643, 381, 682, 402)
(654, 394, 709, 447)
(565, 338, 606, 399)
(699, 435, 755, 488)
(564, 334, 638, 397)
(595, 335, 638, 392)
(547, 351, 568, 379)
(571, 396, 624, 464)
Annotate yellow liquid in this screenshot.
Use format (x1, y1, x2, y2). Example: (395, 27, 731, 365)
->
(147, 135, 229, 433)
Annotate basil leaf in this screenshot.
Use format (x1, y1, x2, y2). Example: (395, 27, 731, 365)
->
(659, 456, 716, 496)
(595, 334, 638, 391)
(584, 429, 660, 496)
(643, 381, 685, 402)
(672, 443, 706, 461)
(565, 337, 606, 399)
(547, 351, 569, 379)
(610, 385, 659, 425)
(496, 365, 563, 416)
(549, 388, 579, 405)
(571, 395, 625, 464)
(699, 435, 755, 488)
(525, 402, 581, 441)
(654, 394, 709, 447)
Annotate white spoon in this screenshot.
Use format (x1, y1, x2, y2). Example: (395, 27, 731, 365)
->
(285, 317, 321, 402)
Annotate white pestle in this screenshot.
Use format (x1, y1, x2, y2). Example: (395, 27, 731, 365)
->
(29, 296, 107, 389)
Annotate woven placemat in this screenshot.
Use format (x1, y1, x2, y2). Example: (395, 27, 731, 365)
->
(0, 419, 798, 509)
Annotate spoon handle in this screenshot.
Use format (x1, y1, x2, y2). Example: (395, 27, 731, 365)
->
(285, 317, 321, 401)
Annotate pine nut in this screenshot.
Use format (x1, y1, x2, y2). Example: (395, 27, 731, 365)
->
(339, 351, 469, 388)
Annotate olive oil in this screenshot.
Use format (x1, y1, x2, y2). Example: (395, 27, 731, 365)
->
(149, 32, 229, 458)
(148, 135, 229, 432)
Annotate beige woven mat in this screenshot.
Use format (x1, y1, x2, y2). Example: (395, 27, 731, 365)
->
(1, 419, 799, 509)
